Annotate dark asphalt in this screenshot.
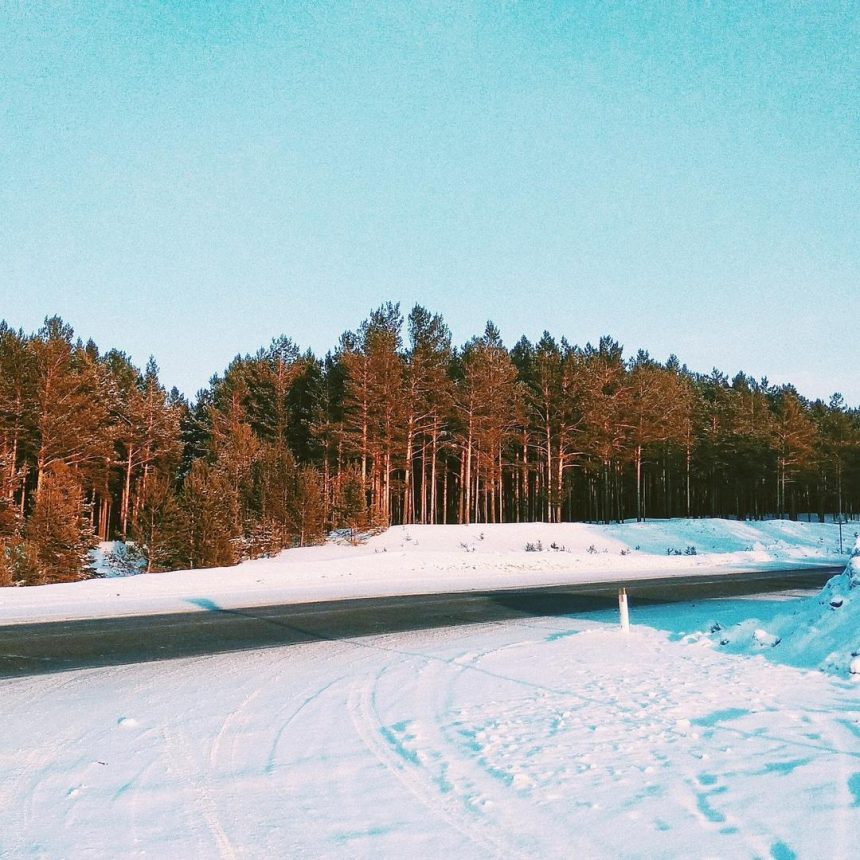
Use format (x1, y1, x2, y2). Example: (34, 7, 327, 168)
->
(0, 566, 842, 678)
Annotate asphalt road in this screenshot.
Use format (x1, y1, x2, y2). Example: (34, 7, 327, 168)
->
(0, 565, 842, 678)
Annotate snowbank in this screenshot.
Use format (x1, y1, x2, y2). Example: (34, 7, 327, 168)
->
(0, 519, 846, 626)
(717, 536, 860, 676)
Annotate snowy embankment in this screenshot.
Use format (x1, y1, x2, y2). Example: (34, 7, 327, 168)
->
(0, 519, 846, 626)
(718, 537, 860, 676)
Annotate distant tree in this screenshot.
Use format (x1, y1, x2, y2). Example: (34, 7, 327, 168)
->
(288, 465, 326, 547)
(340, 303, 405, 523)
(177, 460, 240, 569)
(30, 317, 112, 498)
(24, 461, 95, 583)
(132, 472, 185, 573)
(456, 323, 520, 523)
(332, 463, 370, 542)
(580, 337, 630, 523)
(773, 390, 817, 519)
(626, 355, 692, 522)
(0, 324, 36, 511)
(4, 306, 860, 585)
(403, 305, 453, 524)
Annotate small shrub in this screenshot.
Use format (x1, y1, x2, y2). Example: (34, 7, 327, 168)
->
(587, 544, 597, 554)
(684, 545, 697, 556)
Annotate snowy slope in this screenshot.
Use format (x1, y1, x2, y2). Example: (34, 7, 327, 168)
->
(718, 537, 860, 675)
(1, 519, 847, 626)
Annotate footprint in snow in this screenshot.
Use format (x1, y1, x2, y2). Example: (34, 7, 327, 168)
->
(117, 717, 138, 728)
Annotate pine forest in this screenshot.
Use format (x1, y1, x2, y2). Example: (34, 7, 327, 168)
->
(2, 306, 859, 586)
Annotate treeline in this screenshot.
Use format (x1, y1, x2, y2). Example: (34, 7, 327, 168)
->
(2, 306, 859, 585)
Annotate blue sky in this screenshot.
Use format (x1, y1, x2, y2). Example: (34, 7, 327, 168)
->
(1, 1, 857, 402)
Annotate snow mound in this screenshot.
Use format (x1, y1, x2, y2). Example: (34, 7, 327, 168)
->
(718, 538, 860, 676)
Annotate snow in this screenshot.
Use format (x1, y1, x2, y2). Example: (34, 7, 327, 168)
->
(3, 520, 859, 856)
(3, 593, 859, 858)
(1, 518, 848, 626)
(717, 537, 860, 676)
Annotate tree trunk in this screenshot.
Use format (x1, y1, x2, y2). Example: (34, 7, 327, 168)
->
(430, 425, 438, 525)
(121, 448, 134, 539)
(403, 418, 414, 524)
(556, 454, 564, 524)
(464, 419, 473, 525)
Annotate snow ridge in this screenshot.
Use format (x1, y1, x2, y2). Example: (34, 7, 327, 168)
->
(717, 537, 860, 676)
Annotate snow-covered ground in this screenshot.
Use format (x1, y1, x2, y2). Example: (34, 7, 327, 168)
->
(1, 518, 850, 625)
(718, 537, 860, 677)
(3, 589, 859, 858)
(3, 522, 859, 857)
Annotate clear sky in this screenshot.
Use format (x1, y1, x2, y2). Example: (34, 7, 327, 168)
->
(1, 1, 857, 403)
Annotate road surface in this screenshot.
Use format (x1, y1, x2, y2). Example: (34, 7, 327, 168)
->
(0, 565, 841, 678)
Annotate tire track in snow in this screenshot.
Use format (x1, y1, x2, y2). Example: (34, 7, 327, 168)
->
(262, 672, 352, 776)
(161, 723, 238, 860)
(347, 651, 534, 860)
(0, 663, 144, 855)
(208, 688, 261, 774)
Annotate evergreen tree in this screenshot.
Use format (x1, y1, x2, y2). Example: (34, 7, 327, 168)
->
(24, 461, 95, 583)
(30, 317, 112, 497)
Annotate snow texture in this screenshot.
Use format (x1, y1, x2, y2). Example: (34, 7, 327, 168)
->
(2, 595, 859, 858)
(2, 520, 858, 857)
(718, 537, 860, 676)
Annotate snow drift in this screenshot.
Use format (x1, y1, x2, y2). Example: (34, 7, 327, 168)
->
(717, 536, 860, 676)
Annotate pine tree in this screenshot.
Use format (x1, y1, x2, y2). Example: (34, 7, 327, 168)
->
(340, 303, 405, 523)
(178, 460, 241, 569)
(457, 323, 521, 523)
(773, 389, 817, 519)
(132, 472, 185, 572)
(24, 461, 95, 583)
(403, 305, 453, 524)
(30, 317, 112, 498)
(332, 464, 370, 542)
(0, 323, 36, 511)
(627, 354, 692, 522)
(580, 337, 630, 523)
(288, 465, 326, 547)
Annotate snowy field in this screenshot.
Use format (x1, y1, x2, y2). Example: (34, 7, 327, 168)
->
(3, 590, 860, 858)
(3, 520, 858, 858)
(1, 518, 850, 625)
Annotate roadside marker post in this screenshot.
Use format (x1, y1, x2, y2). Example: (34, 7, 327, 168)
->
(618, 587, 630, 633)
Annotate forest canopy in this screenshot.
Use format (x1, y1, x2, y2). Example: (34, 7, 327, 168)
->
(2, 306, 858, 585)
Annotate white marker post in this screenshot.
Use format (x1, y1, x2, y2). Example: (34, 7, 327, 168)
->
(618, 587, 630, 633)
